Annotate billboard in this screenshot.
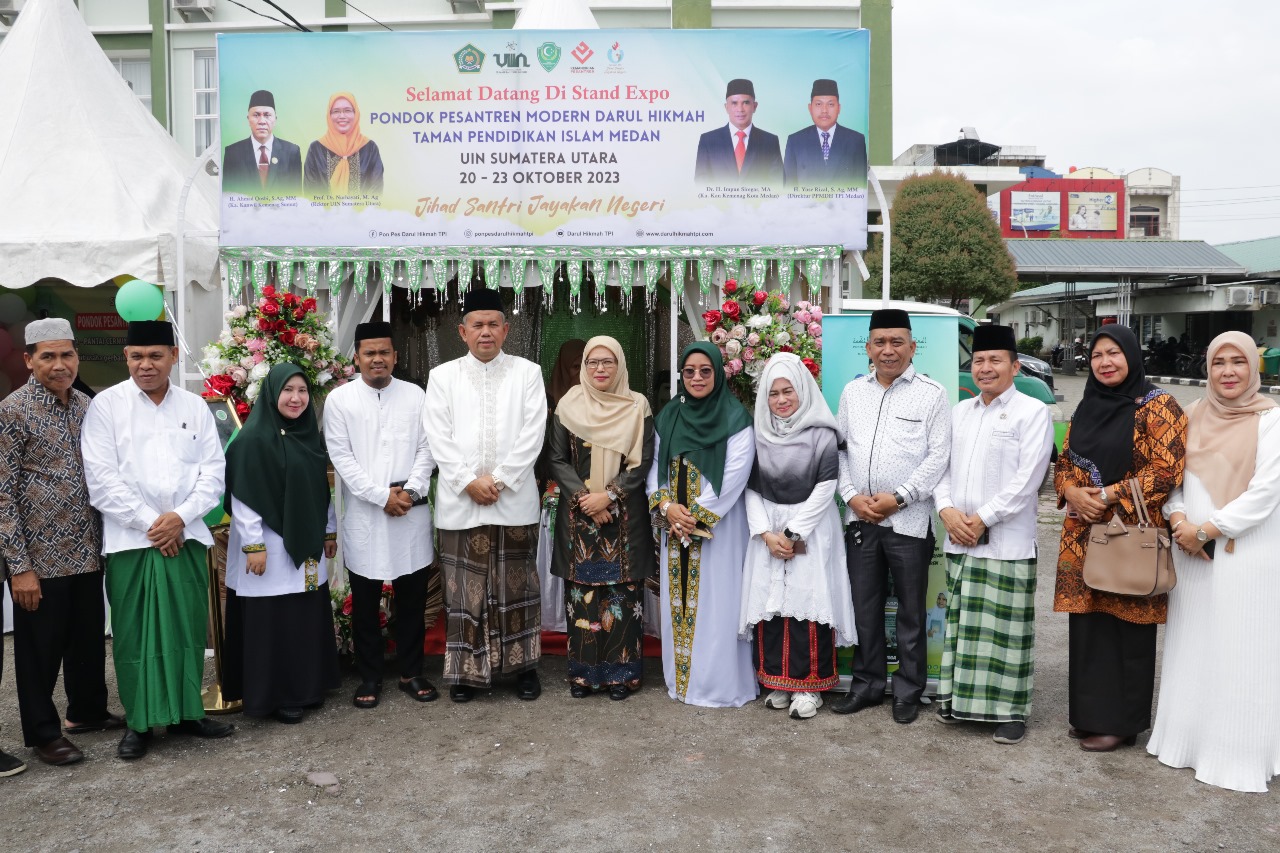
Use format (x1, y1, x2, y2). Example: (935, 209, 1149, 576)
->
(217, 29, 870, 250)
(1067, 191, 1118, 232)
(1008, 191, 1060, 232)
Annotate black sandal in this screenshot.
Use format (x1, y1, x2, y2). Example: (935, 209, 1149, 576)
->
(397, 676, 439, 703)
(352, 682, 382, 709)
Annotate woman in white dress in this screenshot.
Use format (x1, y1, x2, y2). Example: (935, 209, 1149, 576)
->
(647, 342, 757, 707)
(739, 354, 856, 719)
(1153, 331, 1280, 792)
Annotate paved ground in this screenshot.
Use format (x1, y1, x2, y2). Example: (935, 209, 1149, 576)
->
(1, 376, 1273, 852)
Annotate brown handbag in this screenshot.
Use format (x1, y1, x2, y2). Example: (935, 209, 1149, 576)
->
(1082, 477, 1177, 597)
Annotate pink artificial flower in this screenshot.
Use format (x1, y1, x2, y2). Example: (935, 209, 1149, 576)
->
(810, 305, 824, 320)
(795, 310, 813, 325)
(729, 325, 748, 340)
(252, 352, 265, 364)
(246, 337, 268, 353)
(728, 358, 744, 375)
(230, 367, 247, 384)
(746, 333, 761, 347)
(743, 347, 756, 362)
(335, 378, 347, 386)
(239, 356, 255, 369)
(344, 364, 356, 377)
(815, 338, 823, 351)
(711, 328, 729, 345)
(807, 322, 822, 337)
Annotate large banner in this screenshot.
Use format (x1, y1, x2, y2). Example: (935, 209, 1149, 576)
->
(1067, 191, 1118, 232)
(217, 30, 869, 249)
(1008, 191, 1060, 232)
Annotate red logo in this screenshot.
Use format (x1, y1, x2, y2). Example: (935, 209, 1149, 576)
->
(571, 41, 593, 63)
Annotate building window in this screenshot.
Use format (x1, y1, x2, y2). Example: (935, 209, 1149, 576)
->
(194, 49, 218, 156)
(1129, 205, 1161, 237)
(108, 55, 152, 114)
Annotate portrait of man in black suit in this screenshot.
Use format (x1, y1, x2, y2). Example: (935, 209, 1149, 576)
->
(693, 79, 783, 188)
(783, 79, 867, 189)
(221, 90, 303, 197)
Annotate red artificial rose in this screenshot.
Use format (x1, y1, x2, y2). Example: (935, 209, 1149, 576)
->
(273, 319, 288, 333)
(378, 611, 389, 629)
(261, 301, 280, 316)
(702, 309, 722, 331)
(257, 317, 273, 331)
(801, 357, 820, 378)
(777, 345, 794, 353)
(302, 297, 318, 312)
(204, 374, 236, 397)
(278, 328, 297, 346)
(723, 278, 738, 294)
(294, 308, 306, 320)
(261, 285, 276, 298)
(752, 290, 767, 306)
(235, 400, 251, 419)
(722, 300, 741, 320)
(281, 293, 299, 307)
(341, 595, 353, 616)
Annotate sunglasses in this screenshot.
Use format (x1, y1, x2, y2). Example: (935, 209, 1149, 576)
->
(681, 366, 714, 379)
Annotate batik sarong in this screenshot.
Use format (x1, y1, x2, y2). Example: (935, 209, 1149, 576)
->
(566, 581, 642, 689)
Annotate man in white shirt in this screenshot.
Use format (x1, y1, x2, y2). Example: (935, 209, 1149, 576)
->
(933, 324, 1053, 745)
(81, 321, 231, 760)
(423, 288, 547, 702)
(833, 308, 951, 724)
(324, 321, 437, 710)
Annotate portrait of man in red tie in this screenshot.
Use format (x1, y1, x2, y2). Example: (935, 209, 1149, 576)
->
(693, 79, 783, 189)
(221, 90, 304, 197)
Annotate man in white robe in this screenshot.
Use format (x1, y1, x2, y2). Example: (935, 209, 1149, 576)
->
(423, 288, 547, 702)
(324, 321, 437, 708)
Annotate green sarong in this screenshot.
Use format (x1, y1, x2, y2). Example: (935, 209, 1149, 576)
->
(938, 553, 1037, 723)
(106, 542, 209, 732)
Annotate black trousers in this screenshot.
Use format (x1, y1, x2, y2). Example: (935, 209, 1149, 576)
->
(1068, 611, 1157, 737)
(348, 566, 429, 687)
(846, 522, 934, 704)
(10, 571, 109, 747)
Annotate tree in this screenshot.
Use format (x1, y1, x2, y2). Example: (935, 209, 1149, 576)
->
(867, 170, 1017, 310)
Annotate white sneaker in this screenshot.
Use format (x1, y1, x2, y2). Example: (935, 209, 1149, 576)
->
(764, 689, 790, 709)
(789, 691, 822, 719)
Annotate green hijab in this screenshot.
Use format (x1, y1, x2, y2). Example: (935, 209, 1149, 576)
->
(655, 341, 752, 493)
(224, 363, 330, 567)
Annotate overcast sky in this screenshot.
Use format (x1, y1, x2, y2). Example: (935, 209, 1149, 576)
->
(892, 1, 1280, 246)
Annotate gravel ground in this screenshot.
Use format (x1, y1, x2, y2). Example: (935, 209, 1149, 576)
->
(2, 377, 1272, 852)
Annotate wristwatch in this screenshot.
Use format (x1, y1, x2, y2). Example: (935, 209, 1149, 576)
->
(492, 475, 506, 492)
(405, 488, 422, 504)
(606, 488, 619, 503)
(660, 500, 672, 516)
(783, 527, 802, 543)
(1196, 527, 1209, 543)
(894, 490, 907, 510)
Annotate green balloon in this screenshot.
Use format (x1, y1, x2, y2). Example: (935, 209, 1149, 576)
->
(116, 279, 165, 322)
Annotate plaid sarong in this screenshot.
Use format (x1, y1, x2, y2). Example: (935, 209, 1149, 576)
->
(439, 524, 541, 688)
(938, 553, 1037, 723)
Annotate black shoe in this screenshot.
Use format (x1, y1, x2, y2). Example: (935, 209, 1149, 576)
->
(608, 684, 630, 702)
(993, 722, 1026, 745)
(117, 729, 152, 761)
(830, 691, 883, 715)
(0, 748, 26, 777)
(273, 707, 305, 725)
(167, 717, 235, 739)
(449, 684, 475, 703)
(570, 684, 591, 699)
(517, 670, 542, 701)
(892, 699, 920, 724)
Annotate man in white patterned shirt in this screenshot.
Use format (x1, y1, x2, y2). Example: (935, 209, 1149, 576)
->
(833, 308, 950, 724)
(933, 324, 1053, 745)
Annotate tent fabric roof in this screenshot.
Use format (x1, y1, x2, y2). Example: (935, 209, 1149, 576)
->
(0, 0, 219, 289)
(1214, 235, 1280, 279)
(513, 0, 600, 29)
(1006, 239, 1247, 281)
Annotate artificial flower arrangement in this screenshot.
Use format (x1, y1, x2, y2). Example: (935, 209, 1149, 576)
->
(701, 278, 824, 407)
(199, 285, 355, 419)
(332, 583, 397, 659)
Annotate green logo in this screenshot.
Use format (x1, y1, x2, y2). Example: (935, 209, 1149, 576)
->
(537, 41, 561, 72)
(454, 43, 485, 73)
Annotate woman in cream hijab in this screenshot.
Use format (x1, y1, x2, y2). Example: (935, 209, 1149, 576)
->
(549, 336, 655, 700)
(1153, 331, 1280, 792)
(304, 92, 384, 198)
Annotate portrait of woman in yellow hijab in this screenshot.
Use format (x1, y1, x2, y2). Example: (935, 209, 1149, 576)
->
(303, 92, 385, 198)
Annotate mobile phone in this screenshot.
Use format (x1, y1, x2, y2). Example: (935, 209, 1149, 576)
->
(979, 528, 990, 545)
(1203, 539, 1216, 559)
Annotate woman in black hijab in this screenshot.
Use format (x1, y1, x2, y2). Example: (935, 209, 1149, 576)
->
(1052, 325, 1188, 752)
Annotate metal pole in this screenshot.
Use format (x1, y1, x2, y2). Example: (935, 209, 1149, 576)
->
(867, 166, 892, 306)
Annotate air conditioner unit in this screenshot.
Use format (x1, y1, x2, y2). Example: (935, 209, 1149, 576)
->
(1227, 286, 1256, 307)
(1260, 288, 1280, 306)
(0, 0, 23, 26)
(172, 0, 215, 22)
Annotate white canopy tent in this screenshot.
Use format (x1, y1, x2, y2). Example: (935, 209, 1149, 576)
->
(0, 0, 220, 293)
(513, 0, 600, 29)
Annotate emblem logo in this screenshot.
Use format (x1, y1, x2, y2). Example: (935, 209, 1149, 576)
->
(571, 41, 594, 64)
(454, 43, 485, 73)
(607, 42, 623, 64)
(537, 41, 562, 72)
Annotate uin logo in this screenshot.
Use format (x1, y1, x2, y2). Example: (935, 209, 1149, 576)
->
(453, 43, 485, 73)
(537, 41, 562, 72)
(571, 40, 594, 64)
(495, 41, 529, 70)
(607, 42, 623, 64)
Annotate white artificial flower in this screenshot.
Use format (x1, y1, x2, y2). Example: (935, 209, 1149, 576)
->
(218, 330, 234, 346)
(232, 305, 248, 318)
(747, 313, 772, 330)
(249, 361, 271, 382)
(725, 339, 742, 358)
(245, 379, 261, 402)
(745, 358, 766, 378)
(315, 370, 334, 386)
(774, 330, 791, 346)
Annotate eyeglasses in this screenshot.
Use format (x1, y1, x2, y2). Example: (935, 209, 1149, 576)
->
(681, 366, 714, 379)
(330, 108, 356, 117)
(585, 359, 617, 370)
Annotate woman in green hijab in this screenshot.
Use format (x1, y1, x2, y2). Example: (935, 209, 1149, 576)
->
(222, 363, 340, 724)
(646, 342, 757, 707)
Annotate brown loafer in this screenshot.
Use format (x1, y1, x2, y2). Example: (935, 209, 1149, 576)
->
(1067, 727, 1092, 740)
(34, 736, 84, 766)
(1079, 733, 1137, 752)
